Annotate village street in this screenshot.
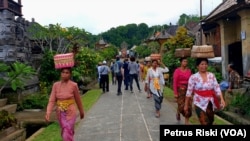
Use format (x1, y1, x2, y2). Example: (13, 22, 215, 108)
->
(74, 81, 185, 141)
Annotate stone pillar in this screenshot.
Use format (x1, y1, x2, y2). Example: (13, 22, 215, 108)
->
(218, 19, 228, 79)
(238, 9, 250, 76)
(218, 17, 241, 79)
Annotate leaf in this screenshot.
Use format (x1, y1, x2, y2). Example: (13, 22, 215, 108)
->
(11, 82, 17, 91)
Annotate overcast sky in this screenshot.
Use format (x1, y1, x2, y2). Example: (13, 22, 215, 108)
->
(20, 0, 223, 35)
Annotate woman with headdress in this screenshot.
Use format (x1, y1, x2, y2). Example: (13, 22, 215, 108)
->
(145, 59, 165, 118)
(143, 60, 152, 98)
(173, 57, 192, 124)
(45, 67, 84, 141)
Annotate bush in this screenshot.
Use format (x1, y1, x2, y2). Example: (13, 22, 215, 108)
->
(0, 110, 17, 131)
(19, 94, 48, 110)
(230, 93, 250, 116)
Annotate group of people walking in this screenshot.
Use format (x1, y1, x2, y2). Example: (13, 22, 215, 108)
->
(96, 55, 227, 125)
(97, 55, 170, 118)
(44, 54, 228, 141)
(173, 57, 226, 125)
(110, 56, 142, 95)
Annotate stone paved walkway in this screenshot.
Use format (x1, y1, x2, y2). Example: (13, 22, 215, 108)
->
(74, 81, 184, 141)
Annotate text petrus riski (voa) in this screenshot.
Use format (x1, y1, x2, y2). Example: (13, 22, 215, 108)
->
(164, 129, 218, 136)
(164, 128, 246, 138)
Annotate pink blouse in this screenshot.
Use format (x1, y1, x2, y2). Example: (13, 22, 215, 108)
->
(173, 68, 192, 96)
(46, 80, 83, 120)
(186, 72, 222, 111)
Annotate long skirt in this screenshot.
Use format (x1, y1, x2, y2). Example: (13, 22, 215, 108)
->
(194, 101, 214, 125)
(177, 85, 192, 118)
(58, 111, 77, 141)
(152, 91, 163, 111)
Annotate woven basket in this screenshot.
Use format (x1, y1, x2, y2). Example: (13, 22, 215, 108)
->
(163, 73, 169, 80)
(150, 54, 161, 60)
(191, 45, 215, 58)
(54, 53, 75, 69)
(145, 56, 151, 61)
(174, 48, 191, 58)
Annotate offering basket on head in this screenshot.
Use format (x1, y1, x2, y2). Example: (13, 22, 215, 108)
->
(54, 53, 75, 69)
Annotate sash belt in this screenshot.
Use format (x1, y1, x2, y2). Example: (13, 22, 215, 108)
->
(194, 90, 220, 109)
(56, 99, 75, 111)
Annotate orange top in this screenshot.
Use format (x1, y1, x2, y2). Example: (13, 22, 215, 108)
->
(46, 80, 84, 120)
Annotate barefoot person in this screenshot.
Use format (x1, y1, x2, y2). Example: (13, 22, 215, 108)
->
(45, 67, 84, 141)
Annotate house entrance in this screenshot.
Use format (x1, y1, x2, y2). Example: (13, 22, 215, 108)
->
(228, 41, 243, 76)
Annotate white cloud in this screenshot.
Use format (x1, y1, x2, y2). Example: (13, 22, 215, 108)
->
(21, 0, 223, 34)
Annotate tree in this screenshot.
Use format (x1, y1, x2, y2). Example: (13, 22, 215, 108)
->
(27, 23, 48, 52)
(178, 14, 200, 26)
(164, 26, 194, 51)
(38, 49, 60, 87)
(57, 26, 90, 53)
(28, 23, 90, 54)
(162, 26, 195, 84)
(147, 41, 160, 54)
(72, 48, 103, 83)
(99, 45, 118, 61)
(0, 62, 36, 98)
(134, 45, 151, 58)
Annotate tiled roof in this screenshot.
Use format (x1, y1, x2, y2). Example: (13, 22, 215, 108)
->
(187, 24, 200, 36)
(185, 21, 199, 30)
(166, 25, 178, 36)
(203, 0, 250, 21)
(156, 30, 172, 39)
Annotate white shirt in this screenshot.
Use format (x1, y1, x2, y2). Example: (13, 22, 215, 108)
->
(97, 66, 102, 78)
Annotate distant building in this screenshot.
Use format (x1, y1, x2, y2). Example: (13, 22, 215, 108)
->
(144, 29, 172, 56)
(95, 38, 109, 50)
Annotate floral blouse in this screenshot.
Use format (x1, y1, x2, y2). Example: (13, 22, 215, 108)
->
(186, 72, 222, 111)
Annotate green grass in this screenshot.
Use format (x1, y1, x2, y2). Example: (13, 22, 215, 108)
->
(163, 86, 231, 125)
(163, 86, 175, 99)
(30, 122, 61, 141)
(31, 88, 102, 141)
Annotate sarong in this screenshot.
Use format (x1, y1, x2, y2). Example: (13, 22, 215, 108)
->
(58, 111, 77, 141)
(195, 101, 214, 125)
(56, 99, 76, 141)
(152, 90, 163, 111)
(177, 85, 192, 118)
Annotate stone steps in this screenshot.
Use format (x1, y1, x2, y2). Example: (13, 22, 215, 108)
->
(1, 128, 26, 141)
(0, 98, 7, 107)
(0, 98, 26, 141)
(0, 104, 17, 114)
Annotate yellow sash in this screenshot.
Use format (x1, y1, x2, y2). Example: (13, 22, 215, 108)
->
(153, 78, 160, 90)
(56, 99, 75, 111)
